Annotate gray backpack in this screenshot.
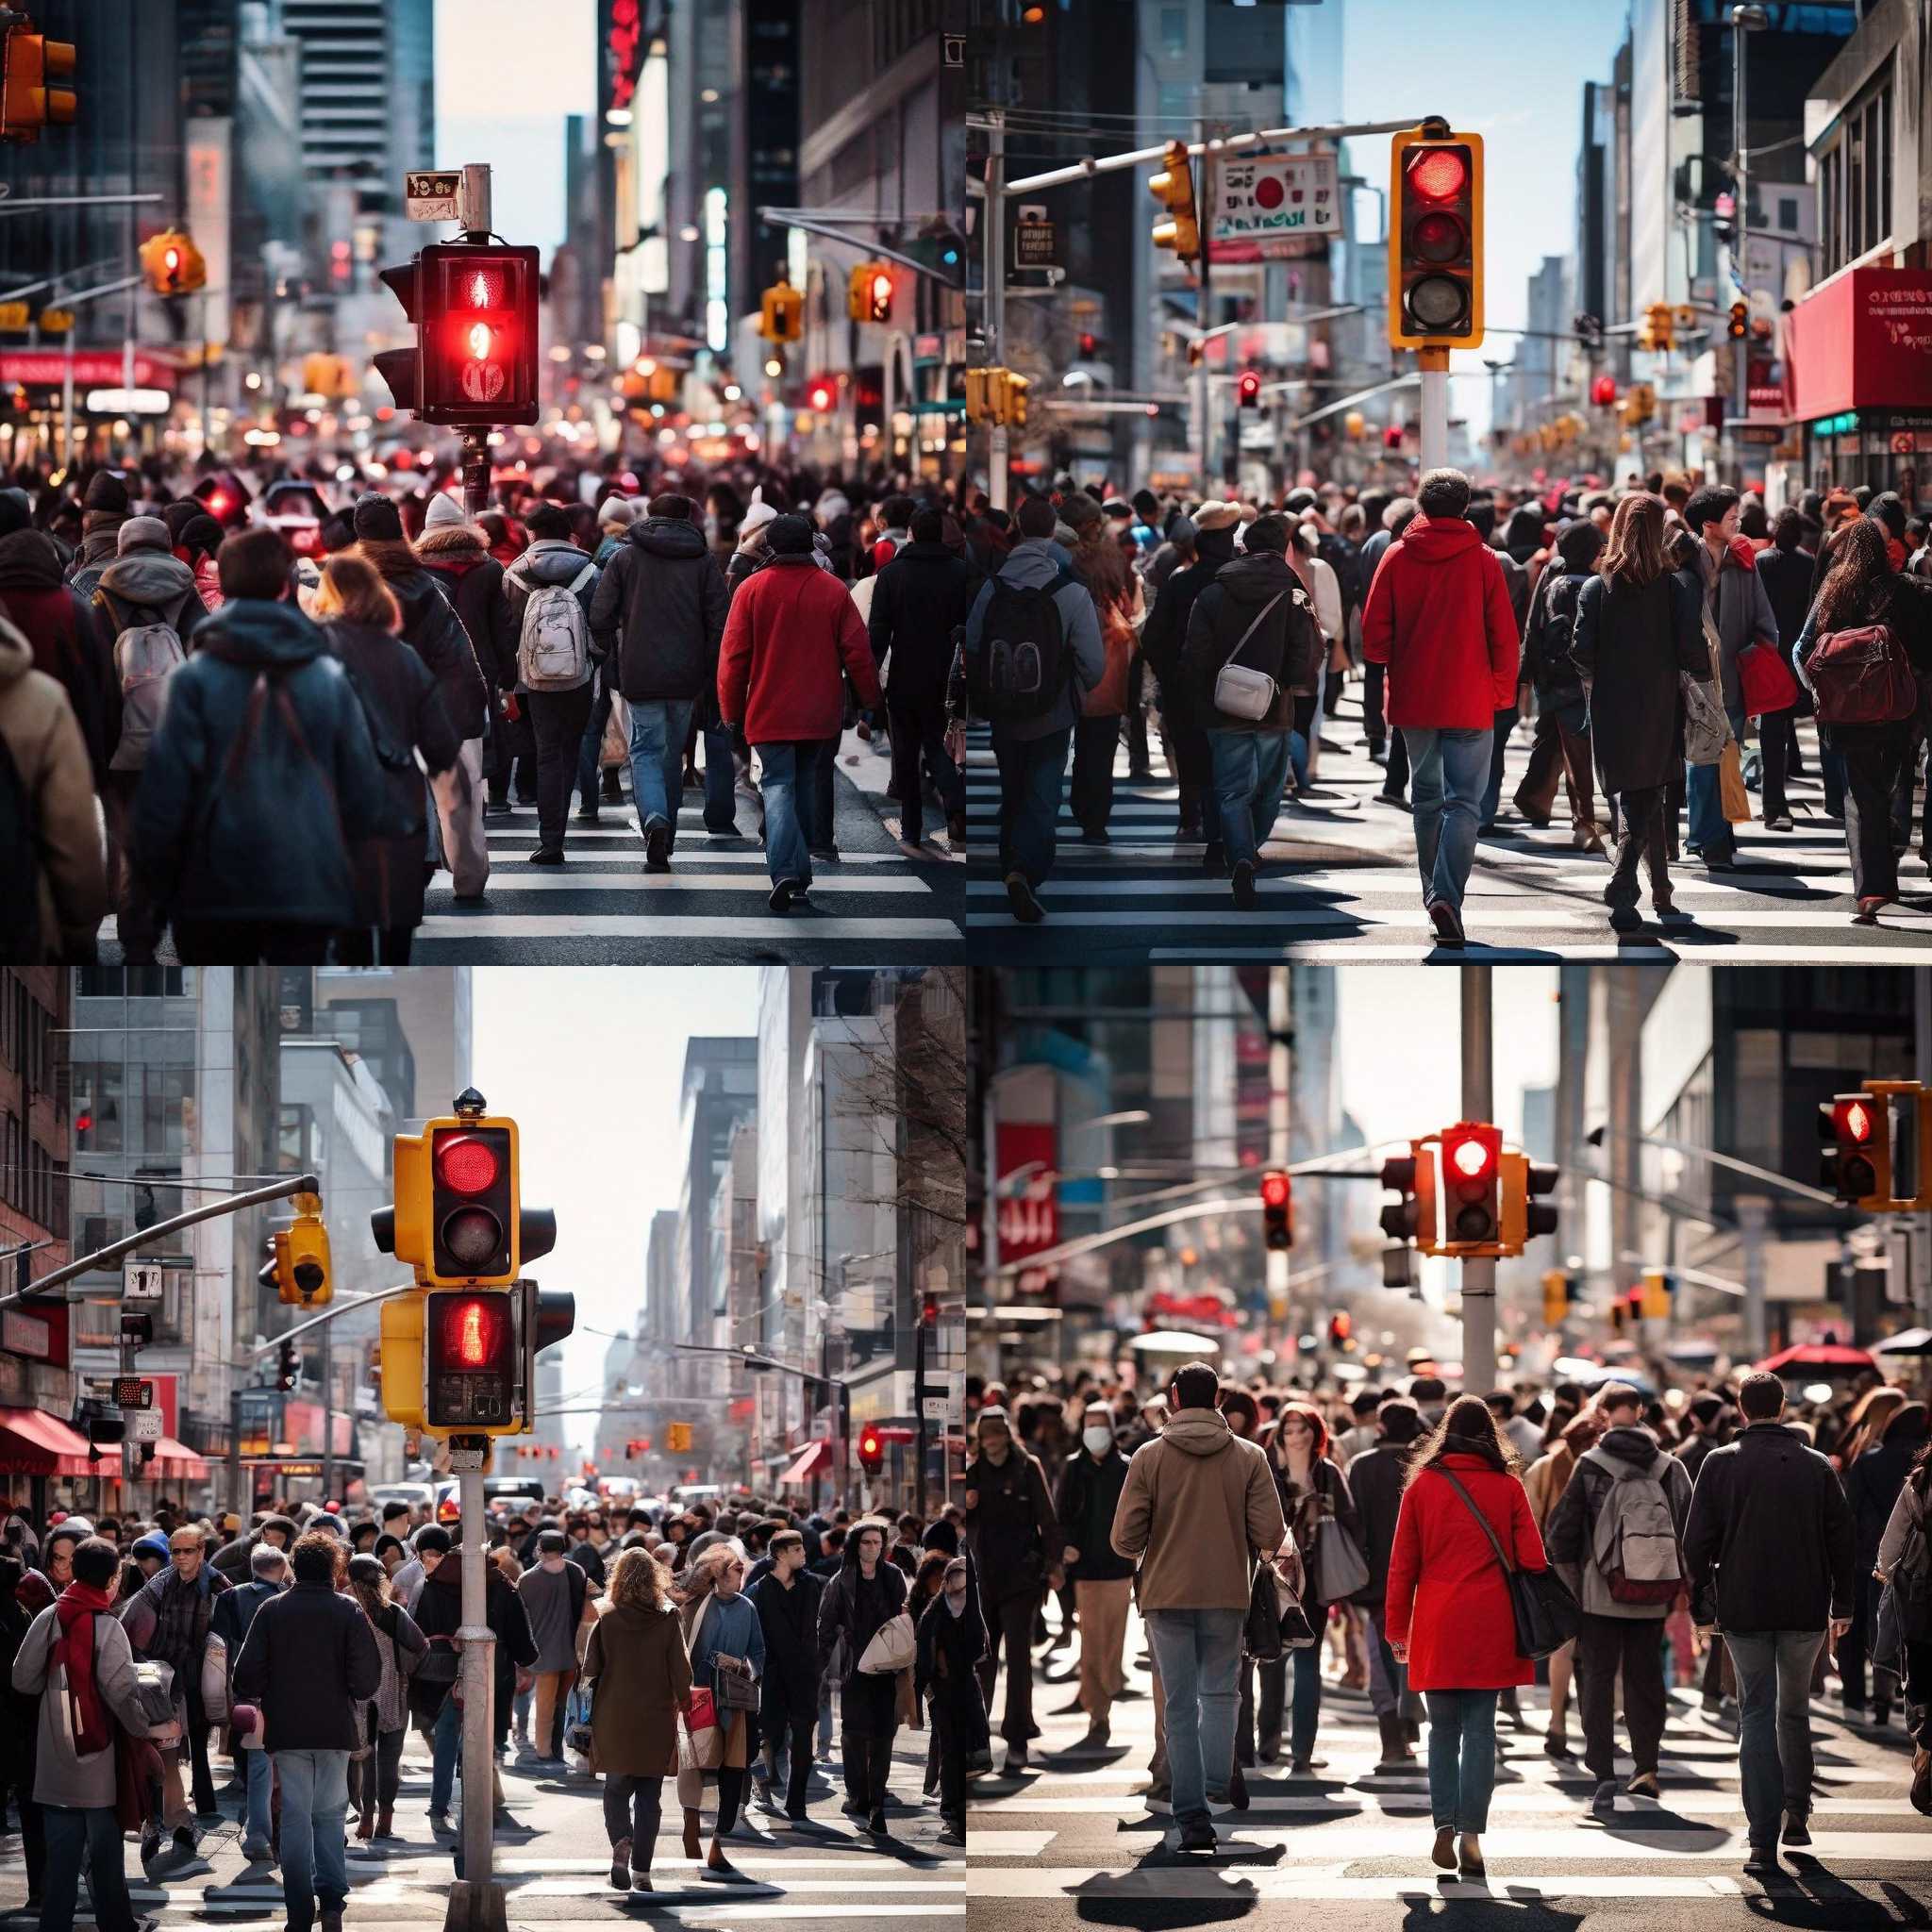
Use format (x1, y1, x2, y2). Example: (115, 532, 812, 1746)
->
(511, 562, 596, 691)
(111, 620, 186, 771)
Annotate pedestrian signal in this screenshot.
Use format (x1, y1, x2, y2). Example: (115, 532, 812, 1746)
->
(141, 230, 206, 297)
(1727, 300, 1748, 341)
(1819, 1091, 1886, 1208)
(425, 1290, 516, 1431)
(375, 243, 539, 426)
(858, 1424, 884, 1474)
(1237, 369, 1261, 409)
(759, 279, 802, 342)
(1390, 125, 1483, 348)
(849, 262, 895, 325)
(1259, 1170, 1292, 1251)
(275, 1339, 298, 1392)
(1439, 1121, 1501, 1253)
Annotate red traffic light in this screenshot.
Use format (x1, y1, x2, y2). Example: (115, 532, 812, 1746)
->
(1835, 1097, 1874, 1145)
(1445, 1128, 1497, 1182)
(858, 1424, 884, 1471)
(1382, 424, 1404, 450)
(1259, 1171, 1291, 1209)
(1591, 374, 1618, 408)
(1237, 369, 1261, 408)
(808, 379, 834, 411)
(435, 1133, 501, 1196)
(1407, 147, 1469, 202)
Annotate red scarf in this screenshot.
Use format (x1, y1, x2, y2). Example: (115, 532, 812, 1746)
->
(53, 1580, 116, 1755)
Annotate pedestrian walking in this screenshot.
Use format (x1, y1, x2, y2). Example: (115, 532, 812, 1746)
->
(1384, 1394, 1550, 1881)
(1571, 492, 1709, 934)
(675, 1542, 765, 1872)
(584, 1545, 691, 1893)
(413, 492, 515, 801)
(1139, 508, 1234, 850)
(342, 1554, 424, 1844)
(588, 491, 734, 867)
(1683, 1371, 1857, 1874)
(1346, 1396, 1424, 1768)
(0, 514, 119, 792)
(1512, 519, 1607, 849)
(964, 493, 1105, 923)
(816, 1516, 909, 1834)
(1063, 491, 1141, 843)
(66, 471, 131, 607)
(1359, 468, 1521, 945)
(1054, 1403, 1135, 1751)
(1543, 1382, 1692, 1813)
(965, 1405, 1062, 1772)
(1842, 1397, 1927, 1724)
(1109, 1360, 1288, 1854)
(231, 1529, 380, 1932)
(209, 1541, 288, 1860)
(917, 1554, 985, 1846)
(748, 1527, 824, 1822)
(514, 1529, 594, 1763)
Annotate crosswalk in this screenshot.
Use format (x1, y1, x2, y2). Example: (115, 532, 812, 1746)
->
(966, 1604, 1929, 1919)
(963, 685, 1932, 961)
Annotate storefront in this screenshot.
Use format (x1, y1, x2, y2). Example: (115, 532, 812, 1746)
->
(1782, 267, 1932, 504)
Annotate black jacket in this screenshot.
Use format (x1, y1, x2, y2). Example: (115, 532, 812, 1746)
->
(964, 1446, 1061, 1604)
(1844, 1410, 1931, 1568)
(866, 541, 978, 708)
(360, 540, 491, 741)
(815, 1545, 907, 1738)
(588, 517, 728, 705)
(750, 1565, 824, 1722)
(1342, 1441, 1408, 1610)
(915, 1583, 987, 1736)
(408, 1559, 537, 1724)
(1682, 1421, 1857, 1633)
(232, 1579, 380, 1752)
(1182, 550, 1321, 732)
(1521, 568, 1590, 718)
(1755, 544, 1815, 652)
(1054, 1448, 1134, 1583)
(132, 596, 389, 927)
(415, 527, 513, 692)
(1572, 571, 1707, 793)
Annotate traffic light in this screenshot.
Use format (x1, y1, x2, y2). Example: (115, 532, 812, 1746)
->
(1819, 1091, 1887, 1208)
(377, 1291, 425, 1430)
(666, 1421, 692, 1455)
(807, 376, 836, 412)
(1259, 1170, 1292, 1252)
(1326, 1311, 1353, 1349)
(375, 244, 540, 427)
(283, 1198, 331, 1306)
(1727, 300, 1748, 341)
(1005, 372, 1029, 428)
(1237, 369, 1261, 410)
(858, 1424, 884, 1475)
(964, 365, 991, 424)
(849, 262, 895, 325)
(1641, 1269, 1674, 1321)
(141, 230, 206, 298)
(275, 1339, 298, 1392)
(1591, 375, 1617, 408)
(1637, 301, 1674, 354)
(1389, 125, 1483, 348)
(1148, 140, 1201, 264)
(1438, 1121, 1502, 1253)
(424, 1289, 516, 1431)
(1541, 1268, 1571, 1328)
(1499, 1151, 1559, 1254)
(759, 278, 803, 342)
(1377, 1147, 1438, 1252)
(0, 18, 75, 143)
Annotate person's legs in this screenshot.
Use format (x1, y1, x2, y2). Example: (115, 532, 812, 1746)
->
(888, 698, 927, 843)
(1404, 728, 1445, 899)
(866, 1733, 894, 1825)
(1845, 738, 1905, 901)
(1575, 1616, 1621, 1783)
(308, 1751, 349, 1912)
(1453, 1691, 1498, 1834)
(1559, 717, 1601, 839)
(430, 1694, 460, 1815)
(1194, 1608, 1245, 1802)
(1547, 1638, 1575, 1736)
(1432, 727, 1492, 909)
(37, 1807, 87, 1932)
(701, 724, 739, 833)
(786, 1716, 813, 1815)
(1145, 1610, 1207, 1822)
(1775, 1631, 1821, 1820)
(1685, 758, 1731, 860)
(376, 1727, 404, 1815)
(1250, 730, 1294, 857)
(529, 685, 596, 854)
(1070, 714, 1117, 834)
(576, 673, 612, 810)
(1208, 730, 1261, 869)
(1617, 1620, 1666, 1778)
(243, 1742, 274, 1847)
(809, 734, 839, 858)
(1725, 1632, 1782, 1846)
(1363, 1610, 1400, 1719)
(626, 698, 687, 837)
(433, 738, 491, 895)
(716, 1764, 746, 1835)
(1480, 707, 1516, 827)
(1256, 1656, 1286, 1759)
(756, 742, 809, 888)
(1384, 724, 1410, 797)
(632, 1776, 663, 1869)
(1363, 658, 1388, 755)
(1425, 1692, 1463, 1831)
(274, 1751, 318, 1930)
(997, 727, 1072, 891)
(1758, 710, 1790, 821)
(603, 1774, 635, 1848)
(1290, 1640, 1323, 1762)
(998, 1591, 1037, 1746)
(1513, 710, 1566, 820)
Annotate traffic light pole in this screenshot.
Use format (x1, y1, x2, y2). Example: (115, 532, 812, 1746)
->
(983, 112, 1008, 512)
(446, 1441, 502, 1932)
(1417, 344, 1449, 474)
(1459, 969, 1496, 1397)
(1196, 135, 1214, 490)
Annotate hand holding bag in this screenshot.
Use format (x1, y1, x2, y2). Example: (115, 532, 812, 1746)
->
(1242, 1553, 1285, 1663)
(1212, 591, 1290, 723)
(1308, 1515, 1371, 1605)
(1434, 1465, 1579, 1661)
(858, 1609, 917, 1675)
(715, 1657, 760, 1710)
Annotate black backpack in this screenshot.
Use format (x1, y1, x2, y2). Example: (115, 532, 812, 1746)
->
(972, 569, 1074, 721)
(0, 729, 42, 964)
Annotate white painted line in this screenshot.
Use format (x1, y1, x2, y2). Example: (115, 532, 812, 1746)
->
(437, 871, 935, 895)
(414, 915, 961, 941)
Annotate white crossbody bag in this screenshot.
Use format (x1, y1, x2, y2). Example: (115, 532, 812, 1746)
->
(1212, 591, 1290, 723)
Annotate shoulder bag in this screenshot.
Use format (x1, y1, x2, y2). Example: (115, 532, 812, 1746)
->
(1212, 591, 1289, 723)
(1433, 1465, 1579, 1661)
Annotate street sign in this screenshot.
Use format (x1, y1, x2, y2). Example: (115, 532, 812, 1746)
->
(112, 1376, 153, 1409)
(125, 1407, 161, 1442)
(405, 171, 461, 223)
(922, 1396, 950, 1422)
(1209, 152, 1339, 261)
(122, 1261, 164, 1305)
(1012, 204, 1058, 270)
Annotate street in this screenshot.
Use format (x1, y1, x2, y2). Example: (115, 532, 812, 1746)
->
(968, 1605, 1932, 1930)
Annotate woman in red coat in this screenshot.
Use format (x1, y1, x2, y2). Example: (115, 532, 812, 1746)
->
(1384, 1394, 1548, 1882)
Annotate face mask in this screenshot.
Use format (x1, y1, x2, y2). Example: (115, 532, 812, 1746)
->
(1083, 1425, 1113, 1456)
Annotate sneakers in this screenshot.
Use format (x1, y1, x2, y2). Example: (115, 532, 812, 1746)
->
(769, 878, 807, 912)
(1231, 859, 1258, 909)
(527, 847, 565, 866)
(1427, 900, 1465, 947)
(1178, 1815, 1218, 1853)
(1004, 871, 1045, 924)
(644, 822, 671, 873)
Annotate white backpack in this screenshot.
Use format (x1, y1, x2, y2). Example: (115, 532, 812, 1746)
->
(111, 620, 186, 771)
(512, 562, 595, 691)
(1585, 1449, 1684, 1608)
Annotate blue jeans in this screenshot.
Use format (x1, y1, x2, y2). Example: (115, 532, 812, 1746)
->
(1685, 718, 1741, 858)
(431, 1690, 461, 1814)
(40, 1805, 134, 1932)
(628, 697, 696, 837)
(1290, 1640, 1323, 1763)
(274, 1748, 350, 1927)
(991, 724, 1072, 889)
(1206, 728, 1292, 870)
(242, 1741, 274, 1845)
(1424, 1689, 1497, 1834)
(1724, 1629, 1823, 1847)
(757, 740, 825, 886)
(1364, 1608, 1407, 1721)
(1403, 725, 1492, 911)
(575, 669, 612, 807)
(1144, 1607, 1245, 1825)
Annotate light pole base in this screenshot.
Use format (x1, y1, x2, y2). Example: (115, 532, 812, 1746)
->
(443, 1880, 508, 1932)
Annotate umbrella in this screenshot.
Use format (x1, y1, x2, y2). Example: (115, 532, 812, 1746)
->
(1756, 1341, 1876, 1374)
(1127, 1330, 1222, 1356)
(1551, 1357, 1657, 1396)
(1664, 1341, 1720, 1366)
(1875, 1328, 1932, 1357)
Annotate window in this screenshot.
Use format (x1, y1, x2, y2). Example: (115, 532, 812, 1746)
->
(1778, 195, 1798, 232)
(1819, 67, 1892, 275)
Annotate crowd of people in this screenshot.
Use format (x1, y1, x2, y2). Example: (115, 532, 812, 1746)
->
(0, 456, 974, 963)
(0, 1486, 984, 1932)
(964, 1357, 1932, 1877)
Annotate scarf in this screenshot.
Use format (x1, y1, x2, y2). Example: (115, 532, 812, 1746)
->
(54, 1579, 117, 1754)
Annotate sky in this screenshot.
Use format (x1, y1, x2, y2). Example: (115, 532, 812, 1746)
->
(433, 0, 596, 258)
(473, 969, 760, 1457)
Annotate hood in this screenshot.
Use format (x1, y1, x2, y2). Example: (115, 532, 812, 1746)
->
(839, 1518, 896, 1574)
(1161, 1411, 1237, 1458)
(414, 523, 491, 562)
(97, 550, 197, 611)
(895, 541, 955, 564)
(998, 538, 1074, 591)
(1595, 1424, 1663, 1468)
(1394, 515, 1491, 566)
(0, 610, 31, 687)
(1886, 1402, 1930, 1445)
(1214, 549, 1301, 606)
(514, 539, 597, 587)
(627, 516, 708, 561)
(190, 596, 326, 671)
(76, 525, 123, 565)
(0, 527, 66, 590)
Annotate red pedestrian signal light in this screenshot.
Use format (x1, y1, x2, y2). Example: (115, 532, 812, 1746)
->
(1820, 1091, 1886, 1206)
(375, 242, 540, 427)
(1727, 300, 1748, 341)
(1591, 375, 1618, 408)
(1390, 125, 1483, 349)
(1439, 1122, 1501, 1250)
(1328, 1311, 1353, 1346)
(858, 1424, 884, 1474)
(808, 378, 835, 412)
(1259, 1170, 1293, 1252)
(425, 1290, 515, 1429)
(1238, 369, 1261, 409)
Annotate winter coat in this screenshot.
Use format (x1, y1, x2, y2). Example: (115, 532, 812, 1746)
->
(1520, 567, 1591, 721)
(1756, 544, 1815, 653)
(359, 540, 491, 740)
(1842, 1408, 1930, 1570)
(583, 1600, 691, 1779)
(66, 523, 124, 608)
(1140, 525, 1237, 730)
(749, 1565, 824, 1723)
(208, 1576, 279, 1660)
(1182, 550, 1322, 732)
(0, 614, 108, 958)
(323, 618, 462, 932)
(1543, 1424, 1693, 1620)
(1690, 535, 1780, 711)
(11, 1599, 152, 1810)
(408, 1560, 537, 1726)
(816, 1547, 908, 1738)
(122, 1562, 231, 1683)
(962, 539, 1106, 741)
(1360, 514, 1520, 729)
(866, 540, 978, 709)
(1272, 1453, 1361, 1609)
(1071, 532, 1140, 718)
(132, 597, 389, 930)
(1682, 1421, 1857, 1633)
(1571, 571, 1707, 792)
(1383, 1453, 1546, 1691)
(915, 1586, 988, 1740)
(587, 516, 729, 705)
(964, 1444, 1062, 1604)
(0, 529, 121, 786)
(1343, 1440, 1409, 1612)
(1794, 572, 1932, 752)
(1110, 1409, 1289, 1613)
(414, 525, 513, 692)
(231, 1578, 381, 1753)
(497, 540, 603, 695)
(1055, 1448, 1135, 1584)
(717, 552, 880, 742)
(90, 550, 202, 679)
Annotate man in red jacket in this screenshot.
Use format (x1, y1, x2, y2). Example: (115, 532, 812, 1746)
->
(1361, 468, 1520, 946)
(718, 515, 881, 910)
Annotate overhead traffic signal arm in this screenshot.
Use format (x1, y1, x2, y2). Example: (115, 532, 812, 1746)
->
(1389, 125, 1483, 350)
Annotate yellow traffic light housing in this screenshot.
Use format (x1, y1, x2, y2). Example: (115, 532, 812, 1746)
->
(141, 229, 207, 298)
(760, 279, 802, 342)
(848, 262, 894, 325)
(281, 1191, 332, 1306)
(1641, 1270, 1674, 1321)
(0, 21, 75, 143)
(1389, 125, 1483, 349)
(378, 1291, 426, 1431)
(964, 365, 991, 423)
(667, 1421, 693, 1455)
(1727, 300, 1748, 341)
(1498, 1151, 1559, 1256)
(1541, 1269, 1570, 1329)
(1148, 141, 1201, 264)
(1006, 372, 1029, 428)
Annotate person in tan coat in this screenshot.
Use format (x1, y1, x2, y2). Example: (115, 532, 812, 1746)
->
(1110, 1360, 1288, 1851)
(584, 1547, 691, 1893)
(0, 608, 108, 960)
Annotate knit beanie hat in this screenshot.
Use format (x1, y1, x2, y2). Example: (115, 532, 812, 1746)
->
(766, 513, 813, 557)
(83, 470, 130, 514)
(117, 516, 172, 555)
(422, 491, 466, 531)
(597, 495, 637, 530)
(353, 492, 404, 541)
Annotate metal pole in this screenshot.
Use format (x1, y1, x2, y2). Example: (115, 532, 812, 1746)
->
(1732, 15, 1749, 483)
(985, 111, 1008, 512)
(320, 1303, 335, 1501)
(1197, 139, 1214, 489)
(1459, 968, 1495, 1397)
(1418, 345, 1449, 474)
(227, 1385, 243, 1517)
(1738, 1195, 1769, 1360)
(61, 326, 74, 472)
(452, 1458, 498, 1928)
(200, 291, 211, 457)
(913, 1302, 928, 1517)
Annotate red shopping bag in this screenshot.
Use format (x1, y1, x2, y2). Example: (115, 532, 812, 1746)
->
(1738, 641, 1798, 716)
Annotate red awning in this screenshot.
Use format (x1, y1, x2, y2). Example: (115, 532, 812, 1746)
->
(1783, 267, 1932, 424)
(147, 1435, 210, 1479)
(0, 1408, 92, 1476)
(776, 1439, 832, 1486)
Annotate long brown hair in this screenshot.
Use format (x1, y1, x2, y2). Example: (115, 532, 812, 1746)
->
(314, 554, 402, 631)
(1405, 1392, 1519, 1488)
(1598, 492, 1668, 590)
(1839, 1385, 1907, 1468)
(1813, 516, 1894, 633)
